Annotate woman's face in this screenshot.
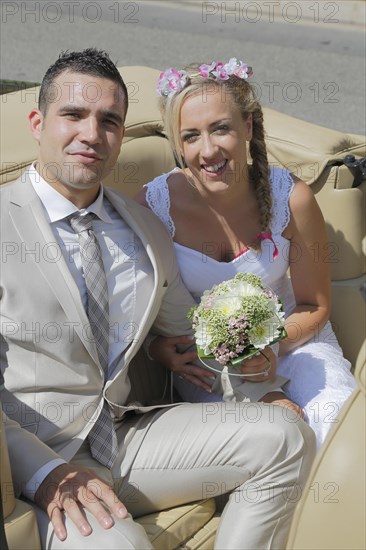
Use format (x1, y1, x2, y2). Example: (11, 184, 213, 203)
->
(179, 88, 252, 193)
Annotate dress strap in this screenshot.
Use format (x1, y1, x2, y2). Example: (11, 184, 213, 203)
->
(269, 167, 295, 237)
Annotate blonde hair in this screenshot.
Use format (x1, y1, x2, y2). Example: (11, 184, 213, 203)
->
(159, 65, 272, 236)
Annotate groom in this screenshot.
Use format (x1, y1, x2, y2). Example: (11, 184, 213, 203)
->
(0, 48, 315, 549)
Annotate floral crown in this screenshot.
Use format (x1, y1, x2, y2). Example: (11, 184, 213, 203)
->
(156, 58, 253, 97)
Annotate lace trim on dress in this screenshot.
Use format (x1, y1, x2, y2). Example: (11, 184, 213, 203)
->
(145, 167, 295, 241)
(144, 173, 176, 237)
(269, 167, 295, 237)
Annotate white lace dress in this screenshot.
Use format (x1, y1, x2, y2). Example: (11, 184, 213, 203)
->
(145, 166, 356, 447)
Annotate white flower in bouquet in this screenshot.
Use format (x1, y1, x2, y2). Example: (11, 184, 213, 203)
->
(211, 294, 242, 316)
(194, 318, 213, 355)
(248, 314, 283, 349)
(188, 273, 287, 366)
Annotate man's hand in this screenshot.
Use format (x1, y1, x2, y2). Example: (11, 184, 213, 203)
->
(150, 335, 215, 391)
(34, 463, 128, 541)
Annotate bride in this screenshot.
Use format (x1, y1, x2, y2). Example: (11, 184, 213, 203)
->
(135, 58, 356, 447)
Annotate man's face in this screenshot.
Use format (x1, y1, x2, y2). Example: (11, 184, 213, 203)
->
(29, 70, 126, 201)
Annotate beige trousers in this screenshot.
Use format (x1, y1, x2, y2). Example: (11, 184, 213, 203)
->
(34, 402, 316, 549)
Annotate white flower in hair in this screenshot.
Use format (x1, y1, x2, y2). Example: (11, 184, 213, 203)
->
(223, 58, 252, 79)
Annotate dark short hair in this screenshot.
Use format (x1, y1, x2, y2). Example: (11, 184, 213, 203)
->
(38, 48, 128, 114)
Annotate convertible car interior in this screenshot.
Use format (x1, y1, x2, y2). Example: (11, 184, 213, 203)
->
(1, 66, 365, 549)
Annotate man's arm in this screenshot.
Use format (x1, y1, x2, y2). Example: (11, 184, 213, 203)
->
(3, 412, 62, 497)
(3, 412, 128, 541)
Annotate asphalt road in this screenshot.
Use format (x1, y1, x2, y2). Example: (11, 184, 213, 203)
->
(0, 0, 365, 134)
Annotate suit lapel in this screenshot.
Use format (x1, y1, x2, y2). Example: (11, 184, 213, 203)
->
(8, 173, 100, 365)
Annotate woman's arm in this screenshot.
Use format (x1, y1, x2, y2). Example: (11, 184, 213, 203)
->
(280, 177, 331, 355)
(134, 187, 149, 207)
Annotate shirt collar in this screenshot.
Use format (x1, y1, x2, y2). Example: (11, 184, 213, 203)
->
(28, 163, 113, 224)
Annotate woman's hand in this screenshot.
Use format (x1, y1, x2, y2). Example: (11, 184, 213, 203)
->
(149, 335, 215, 391)
(239, 346, 277, 382)
(260, 391, 304, 418)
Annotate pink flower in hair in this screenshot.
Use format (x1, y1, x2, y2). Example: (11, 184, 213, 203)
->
(198, 62, 216, 78)
(157, 68, 188, 97)
(212, 62, 230, 80)
(156, 58, 253, 97)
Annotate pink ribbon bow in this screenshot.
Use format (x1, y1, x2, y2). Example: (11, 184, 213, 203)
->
(257, 232, 279, 260)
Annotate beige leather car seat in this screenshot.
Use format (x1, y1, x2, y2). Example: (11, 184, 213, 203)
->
(286, 241, 366, 550)
(1, 408, 42, 549)
(286, 302, 366, 549)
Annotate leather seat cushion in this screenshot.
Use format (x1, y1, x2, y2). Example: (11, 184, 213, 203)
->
(5, 499, 41, 550)
(135, 498, 216, 549)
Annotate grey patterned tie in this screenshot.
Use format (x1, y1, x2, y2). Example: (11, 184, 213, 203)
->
(69, 212, 118, 468)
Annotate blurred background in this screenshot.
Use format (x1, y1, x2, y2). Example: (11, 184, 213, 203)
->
(0, 0, 365, 134)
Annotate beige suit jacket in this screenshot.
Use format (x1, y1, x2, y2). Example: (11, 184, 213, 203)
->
(0, 171, 197, 492)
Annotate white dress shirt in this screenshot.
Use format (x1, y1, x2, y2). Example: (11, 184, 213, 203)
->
(24, 165, 154, 498)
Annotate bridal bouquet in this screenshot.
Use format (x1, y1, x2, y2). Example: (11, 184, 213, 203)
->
(189, 273, 287, 367)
